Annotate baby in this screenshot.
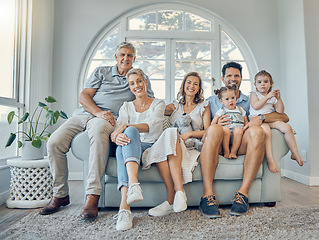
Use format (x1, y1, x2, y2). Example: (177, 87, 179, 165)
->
(211, 85, 248, 159)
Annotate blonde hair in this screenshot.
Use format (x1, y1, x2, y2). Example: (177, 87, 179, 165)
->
(126, 68, 146, 81)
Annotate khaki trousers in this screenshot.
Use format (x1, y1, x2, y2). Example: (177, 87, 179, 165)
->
(47, 115, 115, 198)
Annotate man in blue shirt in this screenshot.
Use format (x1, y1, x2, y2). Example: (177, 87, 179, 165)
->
(199, 62, 288, 218)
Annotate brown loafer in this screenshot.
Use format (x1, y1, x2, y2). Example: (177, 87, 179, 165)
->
(39, 195, 70, 215)
(80, 194, 100, 220)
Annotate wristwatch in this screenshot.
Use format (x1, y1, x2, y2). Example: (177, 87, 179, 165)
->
(258, 114, 265, 123)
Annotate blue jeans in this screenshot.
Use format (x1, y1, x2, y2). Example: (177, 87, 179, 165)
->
(116, 126, 153, 190)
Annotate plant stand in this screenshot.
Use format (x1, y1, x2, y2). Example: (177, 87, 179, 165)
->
(6, 157, 53, 209)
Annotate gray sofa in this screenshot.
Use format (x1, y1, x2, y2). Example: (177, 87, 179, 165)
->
(71, 128, 289, 208)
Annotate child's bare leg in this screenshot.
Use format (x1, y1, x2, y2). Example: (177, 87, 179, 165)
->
(222, 126, 231, 158)
(269, 122, 303, 166)
(229, 128, 243, 159)
(261, 123, 278, 173)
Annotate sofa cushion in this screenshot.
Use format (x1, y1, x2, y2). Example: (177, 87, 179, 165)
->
(104, 155, 263, 182)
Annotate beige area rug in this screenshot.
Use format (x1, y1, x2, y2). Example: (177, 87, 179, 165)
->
(1, 206, 319, 240)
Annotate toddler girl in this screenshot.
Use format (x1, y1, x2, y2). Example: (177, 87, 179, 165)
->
(250, 70, 303, 173)
(212, 85, 248, 159)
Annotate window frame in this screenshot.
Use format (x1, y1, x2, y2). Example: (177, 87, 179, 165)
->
(0, 0, 32, 160)
(78, 3, 258, 103)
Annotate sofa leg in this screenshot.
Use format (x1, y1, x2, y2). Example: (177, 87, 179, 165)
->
(264, 202, 276, 207)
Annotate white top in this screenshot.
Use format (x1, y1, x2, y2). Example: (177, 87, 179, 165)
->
(249, 91, 277, 117)
(215, 106, 246, 117)
(142, 100, 209, 184)
(116, 98, 165, 143)
(170, 100, 208, 130)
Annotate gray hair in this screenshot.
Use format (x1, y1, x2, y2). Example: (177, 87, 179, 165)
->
(116, 42, 136, 56)
(126, 68, 146, 81)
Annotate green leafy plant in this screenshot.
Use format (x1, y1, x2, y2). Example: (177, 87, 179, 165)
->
(5, 96, 68, 149)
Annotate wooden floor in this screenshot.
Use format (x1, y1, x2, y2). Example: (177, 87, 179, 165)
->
(1, 177, 318, 233)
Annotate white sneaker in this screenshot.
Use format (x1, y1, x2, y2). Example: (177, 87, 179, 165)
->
(114, 209, 133, 231)
(173, 191, 187, 212)
(126, 183, 143, 205)
(148, 201, 174, 217)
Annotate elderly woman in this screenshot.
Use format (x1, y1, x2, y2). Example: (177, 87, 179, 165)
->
(111, 68, 165, 231)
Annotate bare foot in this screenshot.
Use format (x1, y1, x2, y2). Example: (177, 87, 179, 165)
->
(229, 152, 237, 159)
(291, 153, 303, 166)
(223, 149, 230, 159)
(267, 160, 279, 173)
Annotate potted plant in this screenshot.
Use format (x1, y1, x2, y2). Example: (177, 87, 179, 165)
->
(5, 96, 68, 160)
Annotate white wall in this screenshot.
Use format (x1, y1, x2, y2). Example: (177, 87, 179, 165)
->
(278, 0, 310, 184)
(303, 0, 319, 184)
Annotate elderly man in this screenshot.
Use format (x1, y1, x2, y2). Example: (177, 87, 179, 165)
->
(40, 42, 154, 220)
(199, 62, 288, 218)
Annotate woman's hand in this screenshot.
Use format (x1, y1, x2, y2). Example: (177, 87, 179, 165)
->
(111, 124, 127, 143)
(114, 133, 131, 146)
(180, 132, 191, 142)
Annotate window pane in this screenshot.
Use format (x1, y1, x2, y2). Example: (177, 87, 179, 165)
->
(0, 0, 15, 98)
(128, 12, 156, 30)
(0, 106, 18, 159)
(158, 10, 183, 31)
(150, 80, 165, 100)
(240, 80, 252, 95)
(185, 12, 211, 32)
(175, 42, 211, 60)
(175, 80, 182, 99)
(221, 31, 244, 61)
(130, 41, 166, 60)
(175, 61, 211, 79)
(134, 60, 165, 79)
(202, 80, 212, 99)
(92, 28, 119, 59)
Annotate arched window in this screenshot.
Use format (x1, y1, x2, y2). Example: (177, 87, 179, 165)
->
(79, 3, 257, 103)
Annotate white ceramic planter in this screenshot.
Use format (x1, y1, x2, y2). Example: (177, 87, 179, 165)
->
(21, 141, 45, 160)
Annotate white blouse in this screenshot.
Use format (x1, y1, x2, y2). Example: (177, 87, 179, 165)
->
(116, 98, 165, 143)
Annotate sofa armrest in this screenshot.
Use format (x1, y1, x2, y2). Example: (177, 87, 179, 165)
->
(71, 132, 90, 161)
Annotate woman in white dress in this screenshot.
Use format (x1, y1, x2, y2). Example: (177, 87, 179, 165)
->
(146, 72, 211, 217)
(110, 69, 165, 231)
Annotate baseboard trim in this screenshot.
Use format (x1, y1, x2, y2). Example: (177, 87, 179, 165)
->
(0, 190, 10, 205)
(69, 172, 83, 181)
(281, 169, 319, 186)
(309, 176, 319, 186)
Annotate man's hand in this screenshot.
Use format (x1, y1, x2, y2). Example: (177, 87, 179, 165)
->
(216, 115, 232, 126)
(243, 116, 262, 132)
(95, 110, 116, 126)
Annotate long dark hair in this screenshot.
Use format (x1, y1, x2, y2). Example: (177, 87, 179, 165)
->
(177, 72, 204, 105)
